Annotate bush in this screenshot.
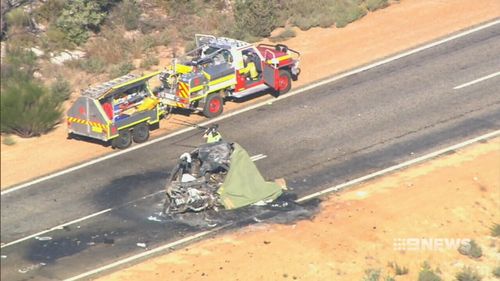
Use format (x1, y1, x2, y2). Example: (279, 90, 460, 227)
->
(56, 0, 108, 45)
(0, 78, 62, 137)
(140, 56, 159, 69)
(388, 262, 409, 275)
(3, 135, 16, 146)
(50, 77, 71, 102)
(333, 0, 367, 28)
(458, 240, 483, 259)
(493, 266, 500, 278)
(6, 8, 32, 28)
(36, 0, 67, 23)
(234, 0, 280, 39)
(110, 61, 135, 78)
(269, 27, 297, 42)
(490, 223, 500, 237)
(418, 262, 442, 281)
(115, 0, 141, 31)
(363, 269, 381, 281)
(77, 57, 106, 73)
(455, 267, 482, 281)
(365, 0, 389, 11)
(42, 25, 74, 51)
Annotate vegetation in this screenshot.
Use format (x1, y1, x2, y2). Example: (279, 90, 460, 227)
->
(388, 262, 409, 275)
(493, 266, 500, 278)
(2, 135, 16, 146)
(269, 27, 297, 43)
(365, 0, 389, 11)
(363, 269, 381, 281)
(490, 223, 500, 237)
(455, 267, 482, 281)
(0, 47, 67, 137)
(458, 240, 483, 259)
(418, 262, 443, 281)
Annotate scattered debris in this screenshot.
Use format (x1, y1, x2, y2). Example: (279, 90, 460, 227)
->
(18, 263, 46, 274)
(103, 237, 115, 245)
(137, 242, 147, 248)
(1, 255, 7, 259)
(35, 236, 52, 241)
(147, 215, 162, 222)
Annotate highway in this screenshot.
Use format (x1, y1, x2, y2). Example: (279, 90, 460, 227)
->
(1, 21, 499, 281)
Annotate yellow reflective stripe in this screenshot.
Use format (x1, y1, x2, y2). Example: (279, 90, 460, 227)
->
(266, 54, 291, 64)
(191, 85, 204, 92)
(208, 74, 235, 86)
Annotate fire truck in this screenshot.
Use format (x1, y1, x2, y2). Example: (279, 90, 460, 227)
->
(156, 34, 301, 117)
(66, 35, 300, 148)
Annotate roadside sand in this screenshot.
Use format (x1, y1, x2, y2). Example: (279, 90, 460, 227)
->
(97, 138, 500, 281)
(1, 0, 499, 188)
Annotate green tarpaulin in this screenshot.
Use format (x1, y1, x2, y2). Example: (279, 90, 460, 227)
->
(217, 143, 283, 209)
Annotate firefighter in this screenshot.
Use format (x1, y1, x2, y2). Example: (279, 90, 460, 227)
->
(241, 54, 259, 80)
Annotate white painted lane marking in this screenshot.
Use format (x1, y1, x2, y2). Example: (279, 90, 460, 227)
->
(1, 190, 164, 249)
(1, 154, 266, 248)
(250, 154, 267, 161)
(453, 71, 500, 90)
(64, 129, 500, 281)
(3, 19, 498, 195)
(296, 129, 500, 202)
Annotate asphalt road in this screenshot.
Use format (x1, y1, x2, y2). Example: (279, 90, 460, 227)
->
(1, 22, 500, 280)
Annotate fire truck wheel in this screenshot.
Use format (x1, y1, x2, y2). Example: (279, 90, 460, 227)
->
(203, 94, 223, 118)
(278, 69, 292, 95)
(111, 130, 132, 149)
(132, 123, 150, 143)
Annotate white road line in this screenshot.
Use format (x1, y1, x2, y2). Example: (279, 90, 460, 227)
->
(250, 154, 267, 161)
(1, 190, 164, 249)
(64, 129, 500, 281)
(453, 71, 500, 90)
(296, 129, 500, 202)
(1, 154, 266, 249)
(64, 227, 226, 281)
(3, 19, 498, 196)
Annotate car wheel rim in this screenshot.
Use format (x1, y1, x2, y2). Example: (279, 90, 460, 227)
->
(209, 99, 221, 113)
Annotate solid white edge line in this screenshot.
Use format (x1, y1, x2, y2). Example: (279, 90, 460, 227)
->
(296, 129, 500, 202)
(63, 228, 222, 281)
(2, 19, 499, 196)
(64, 129, 500, 281)
(453, 71, 500, 89)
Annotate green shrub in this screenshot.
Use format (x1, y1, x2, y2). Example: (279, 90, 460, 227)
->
(6, 8, 32, 28)
(56, 0, 108, 45)
(116, 0, 141, 31)
(287, 0, 334, 30)
(455, 267, 482, 281)
(458, 240, 483, 259)
(363, 269, 381, 281)
(42, 25, 74, 50)
(388, 262, 409, 275)
(2, 135, 16, 146)
(493, 266, 500, 278)
(333, 0, 367, 28)
(1, 47, 37, 78)
(418, 262, 442, 281)
(490, 223, 500, 237)
(36, 0, 67, 23)
(50, 77, 71, 102)
(77, 57, 106, 73)
(110, 61, 135, 78)
(0, 78, 62, 137)
(140, 56, 159, 69)
(269, 27, 297, 42)
(365, 0, 389, 11)
(234, 0, 280, 38)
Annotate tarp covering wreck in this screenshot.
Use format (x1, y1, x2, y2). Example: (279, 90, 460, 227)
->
(217, 143, 282, 209)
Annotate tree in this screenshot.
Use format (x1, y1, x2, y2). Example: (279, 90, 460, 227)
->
(56, 0, 108, 45)
(233, 0, 280, 39)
